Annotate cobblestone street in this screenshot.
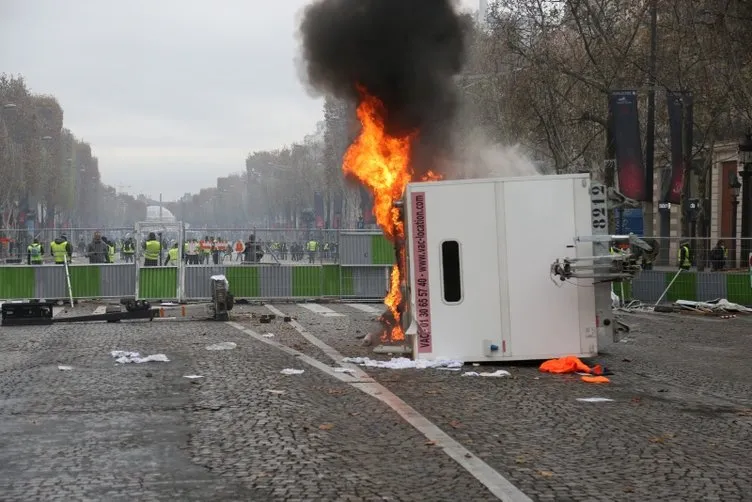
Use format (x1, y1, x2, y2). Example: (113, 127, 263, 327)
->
(0, 301, 751, 501)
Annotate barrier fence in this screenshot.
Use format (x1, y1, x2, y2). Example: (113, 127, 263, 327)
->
(3, 229, 752, 305)
(0, 227, 395, 302)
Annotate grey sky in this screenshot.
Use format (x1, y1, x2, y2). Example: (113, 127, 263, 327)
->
(1, 0, 479, 201)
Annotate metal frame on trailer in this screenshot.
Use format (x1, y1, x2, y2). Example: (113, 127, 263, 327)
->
(134, 221, 185, 301)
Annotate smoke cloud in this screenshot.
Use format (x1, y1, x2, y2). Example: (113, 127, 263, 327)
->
(298, 0, 470, 175)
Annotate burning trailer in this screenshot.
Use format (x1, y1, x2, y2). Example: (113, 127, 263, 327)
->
(386, 174, 655, 363)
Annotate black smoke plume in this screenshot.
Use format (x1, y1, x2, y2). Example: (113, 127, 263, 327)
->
(298, 0, 469, 175)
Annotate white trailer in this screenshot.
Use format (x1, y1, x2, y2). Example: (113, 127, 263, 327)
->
(400, 173, 645, 363)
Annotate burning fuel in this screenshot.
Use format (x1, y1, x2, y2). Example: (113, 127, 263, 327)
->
(298, 0, 469, 343)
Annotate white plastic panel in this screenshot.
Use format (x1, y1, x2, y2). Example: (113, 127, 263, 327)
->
(408, 182, 502, 361)
(502, 177, 588, 359)
(572, 178, 598, 355)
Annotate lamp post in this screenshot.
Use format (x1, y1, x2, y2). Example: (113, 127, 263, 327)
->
(730, 173, 742, 269)
(739, 132, 752, 269)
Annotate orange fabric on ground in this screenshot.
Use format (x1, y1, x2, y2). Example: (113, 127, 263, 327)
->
(581, 375, 610, 384)
(539, 356, 593, 374)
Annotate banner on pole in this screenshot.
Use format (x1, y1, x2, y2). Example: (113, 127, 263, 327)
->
(666, 91, 692, 204)
(607, 90, 647, 201)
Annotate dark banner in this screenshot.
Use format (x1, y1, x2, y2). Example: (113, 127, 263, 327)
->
(332, 191, 344, 229)
(608, 90, 647, 201)
(313, 192, 325, 229)
(359, 186, 375, 225)
(666, 91, 692, 204)
(683, 93, 694, 198)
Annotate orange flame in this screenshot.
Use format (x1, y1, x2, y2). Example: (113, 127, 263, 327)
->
(342, 89, 442, 343)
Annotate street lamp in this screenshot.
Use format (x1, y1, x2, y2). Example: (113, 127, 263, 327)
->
(730, 172, 742, 269)
(739, 132, 752, 269)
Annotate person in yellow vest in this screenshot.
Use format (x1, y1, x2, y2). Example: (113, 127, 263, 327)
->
(49, 234, 72, 264)
(143, 232, 161, 267)
(122, 236, 136, 263)
(678, 241, 691, 270)
(102, 237, 116, 263)
(306, 238, 318, 264)
(165, 243, 179, 266)
(27, 238, 44, 265)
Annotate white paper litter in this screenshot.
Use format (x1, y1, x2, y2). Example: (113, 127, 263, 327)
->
(576, 397, 614, 403)
(462, 370, 511, 377)
(57, 365, 73, 371)
(183, 375, 204, 379)
(111, 350, 170, 364)
(262, 333, 275, 338)
(280, 368, 304, 375)
(205, 342, 237, 351)
(341, 357, 463, 370)
(334, 367, 356, 374)
(266, 389, 286, 394)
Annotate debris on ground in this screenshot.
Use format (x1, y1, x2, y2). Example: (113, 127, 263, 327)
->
(183, 375, 203, 379)
(581, 375, 610, 384)
(57, 365, 73, 371)
(333, 367, 356, 374)
(205, 342, 237, 351)
(577, 397, 614, 403)
(280, 368, 305, 375)
(539, 356, 611, 383)
(462, 369, 511, 378)
(674, 299, 752, 316)
(342, 356, 463, 370)
(262, 333, 275, 338)
(111, 351, 170, 364)
(265, 389, 285, 394)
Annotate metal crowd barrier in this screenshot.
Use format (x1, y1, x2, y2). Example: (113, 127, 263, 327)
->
(612, 269, 752, 305)
(0, 263, 390, 302)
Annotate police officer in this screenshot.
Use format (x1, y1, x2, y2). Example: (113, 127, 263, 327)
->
(27, 238, 44, 265)
(678, 240, 692, 270)
(143, 232, 161, 267)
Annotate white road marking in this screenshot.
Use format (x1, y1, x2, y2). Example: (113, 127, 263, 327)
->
(92, 306, 107, 315)
(345, 303, 383, 314)
(247, 305, 531, 502)
(296, 303, 345, 317)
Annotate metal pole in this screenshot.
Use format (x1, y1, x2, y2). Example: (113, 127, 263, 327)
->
(732, 198, 739, 268)
(654, 268, 683, 307)
(643, 0, 658, 238)
(63, 255, 74, 308)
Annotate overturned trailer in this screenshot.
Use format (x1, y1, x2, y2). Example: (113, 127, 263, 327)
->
(397, 174, 652, 363)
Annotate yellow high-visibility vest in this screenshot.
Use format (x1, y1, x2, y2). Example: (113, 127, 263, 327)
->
(145, 240, 161, 260)
(50, 241, 68, 264)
